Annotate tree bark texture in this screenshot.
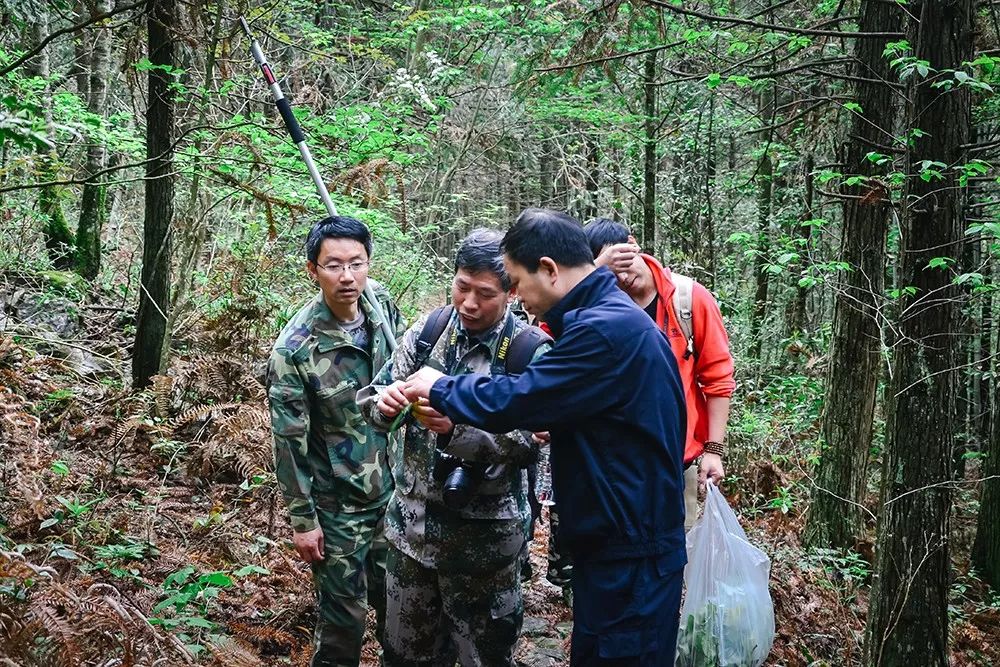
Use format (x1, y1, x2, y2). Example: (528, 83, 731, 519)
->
(866, 2, 971, 665)
(788, 153, 814, 338)
(76, 0, 113, 279)
(804, 0, 900, 551)
(29, 14, 74, 269)
(972, 357, 1000, 589)
(642, 50, 657, 252)
(133, 0, 176, 388)
(749, 151, 771, 361)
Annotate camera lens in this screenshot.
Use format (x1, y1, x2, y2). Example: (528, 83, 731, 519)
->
(442, 466, 474, 509)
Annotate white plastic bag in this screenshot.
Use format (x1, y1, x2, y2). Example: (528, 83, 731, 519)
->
(675, 483, 775, 667)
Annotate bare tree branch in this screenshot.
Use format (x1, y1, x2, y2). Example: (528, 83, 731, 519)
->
(0, 0, 148, 77)
(643, 0, 905, 39)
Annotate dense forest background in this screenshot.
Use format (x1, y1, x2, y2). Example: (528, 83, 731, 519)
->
(1, 0, 998, 665)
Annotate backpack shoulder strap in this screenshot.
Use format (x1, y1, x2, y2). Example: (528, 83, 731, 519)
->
(671, 273, 697, 360)
(415, 305, 453, 368)
(504, 325, 553, 375)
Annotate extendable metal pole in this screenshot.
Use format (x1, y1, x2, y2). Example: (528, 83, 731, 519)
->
(240, 16, 396, 350)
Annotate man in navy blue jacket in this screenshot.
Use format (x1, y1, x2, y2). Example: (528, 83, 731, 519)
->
(402, 208, 687, 666)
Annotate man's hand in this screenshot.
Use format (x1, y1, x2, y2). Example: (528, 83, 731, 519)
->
(293, 527, 325, 563)
(532, 431, 551, 445)
(414, 400, 453, 435)
(403, 367, 445, 402)
(698, 453, 724, 495)
(595, 243, 640, 274)
(377, 380, 410, 418)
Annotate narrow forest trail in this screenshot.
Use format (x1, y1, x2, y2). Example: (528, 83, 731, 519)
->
(1, 281, 996, 665)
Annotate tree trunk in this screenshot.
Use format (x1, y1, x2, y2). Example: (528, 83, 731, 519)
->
(788, 154, 814, 337)
(972, 348, 1000, 589)
(76, 0, 112, 279)
(73, 1, 90, 98)
(642, 50, 657, 252)
(133, 0, 176, 389)
(865, 2, 971, 665)
(704, 95, 717, 289)
(585, 136, 599, 220)
(29, 14, 74, 269)
(539, 139, 554, 207)
(973, 250, 999, 589)
(749, 75, 776, 361)
(749, 152, 772, 361)
(804, 0, 900, 550)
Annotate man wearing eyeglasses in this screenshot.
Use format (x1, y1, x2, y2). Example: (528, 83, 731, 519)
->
(267, 215, 405, 667)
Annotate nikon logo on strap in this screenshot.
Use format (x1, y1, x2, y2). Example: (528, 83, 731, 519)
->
(497, 335, 511, 361)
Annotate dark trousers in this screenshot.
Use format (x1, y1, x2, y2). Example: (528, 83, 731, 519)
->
(569, 555, 683, 666)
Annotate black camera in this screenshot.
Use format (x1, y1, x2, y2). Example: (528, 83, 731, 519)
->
(432, 450, 489, 510)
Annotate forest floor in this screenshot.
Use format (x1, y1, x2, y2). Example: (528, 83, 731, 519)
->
(1, 273, 998, 666)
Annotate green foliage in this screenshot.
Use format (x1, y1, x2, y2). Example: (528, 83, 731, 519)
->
(149, 562, 269, 651)
(676, 601, 762, 667)
(806, 548, 872, 600)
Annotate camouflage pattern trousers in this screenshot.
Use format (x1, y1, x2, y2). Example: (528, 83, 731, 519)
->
(382, 545, 523, 667)
(310, 503, 388, 667)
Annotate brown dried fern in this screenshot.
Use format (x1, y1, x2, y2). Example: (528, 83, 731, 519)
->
(171, 402, 242, 430)
(207, 637, 264, 667)
(150, 374, 175, 418)
(0, 551, 195, 666)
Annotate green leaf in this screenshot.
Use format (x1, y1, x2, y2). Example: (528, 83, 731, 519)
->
(926, 256, 954, 270)
(971, 54, 996, 74)
(183, 616, 216, 629)
(49, 460, 69, 476)
(705, 73, 722, 89)
(843, 102, 863, 114)
(883, 39, 910, 58)
(954, 272, 984, 286)
(865, 151, 890, 166)
(200, 572, 233, 588)
(232, 565, 270, 577)
(40, 518, 60, 529)
(164, 566, 196, 589)
(51, 546, 78, 560)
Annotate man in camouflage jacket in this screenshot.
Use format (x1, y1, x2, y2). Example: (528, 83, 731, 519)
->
(268, 216, 405, 667)
(357, 229, 550, 667)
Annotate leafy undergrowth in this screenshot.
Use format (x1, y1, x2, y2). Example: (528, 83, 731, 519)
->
(1, 308, 998, 665)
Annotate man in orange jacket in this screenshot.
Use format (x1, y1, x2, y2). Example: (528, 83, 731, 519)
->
(584, 219, 735, 529)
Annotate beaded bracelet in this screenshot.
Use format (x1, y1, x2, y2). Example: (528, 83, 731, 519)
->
(703, 440, 725, 457)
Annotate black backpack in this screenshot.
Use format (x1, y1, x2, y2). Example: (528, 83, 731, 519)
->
(414, 305, 551, 376)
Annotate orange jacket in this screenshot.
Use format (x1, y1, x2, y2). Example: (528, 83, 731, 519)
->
(642, 254, 735, 464)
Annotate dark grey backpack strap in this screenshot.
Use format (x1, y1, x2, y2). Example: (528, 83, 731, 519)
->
(504, 325, 553, 375)
(415, 305, 453, 368)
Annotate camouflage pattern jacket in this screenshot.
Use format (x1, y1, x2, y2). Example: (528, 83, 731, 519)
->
(267, 283, 405, 533)
(358, 308, 549, 572)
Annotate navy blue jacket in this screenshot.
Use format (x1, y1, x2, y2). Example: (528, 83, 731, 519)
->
(430, 268, 687, 567)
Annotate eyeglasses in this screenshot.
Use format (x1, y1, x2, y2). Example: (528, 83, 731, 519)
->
(317, 261, 370, 276)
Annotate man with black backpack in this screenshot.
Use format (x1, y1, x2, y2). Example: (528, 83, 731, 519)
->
(356, 228, 551, 667)
(403, 209, 688, 666)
